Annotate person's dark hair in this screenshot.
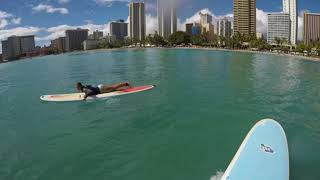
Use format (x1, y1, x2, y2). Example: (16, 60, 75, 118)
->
(77, 82, 82, 87)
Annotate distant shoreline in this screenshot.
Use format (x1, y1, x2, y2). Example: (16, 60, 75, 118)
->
(1, 46, 320, 64)
(171, 46, 320, 62)
(88, 46, 320, 62)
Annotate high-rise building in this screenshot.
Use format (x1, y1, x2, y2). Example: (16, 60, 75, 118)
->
(1, 40, 9, 61)
(5, 36, 21, 60)
(110, 19, 128, 40)
(192, 23, 201, 36)
(233, 0, 256, 35)
(200, 12, 212, 25)
(217, 18, 232, 38)
(186, 23, 193, 35)
(51, 37, 66, 53)
(93, 30, 103, 40)
(303, 13, 320, 45)
(283, 0, 297, 45)
(1, 35, 35, 61)
(20, 35, 35, 54)
(129, 2, 145, 41)
(158, 0, 177, 39)
(267, 13, 290, 45)
(65, 28, 88, 51)
(199, 12, 214, 35)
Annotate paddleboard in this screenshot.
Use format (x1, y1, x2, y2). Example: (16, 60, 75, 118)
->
(40, 85, 155, 102)
(221, 119, 289, 180)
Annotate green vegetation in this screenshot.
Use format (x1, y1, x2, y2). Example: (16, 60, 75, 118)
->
(296, 40, 320, 56)
(167, 31, 191, 45)
(93, 31, 320, 58)
(249, 38, 271, 51)
(145, 33, 167, 46)
(165, 31, 272, 51)
(97, 41, 115, 49)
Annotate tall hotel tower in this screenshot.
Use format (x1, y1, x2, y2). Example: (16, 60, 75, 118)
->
(233, 0, 256, 35)
(129, 1, 146, 41)
(303, 13, 320, 45)
(283, 0, 297, 45)
(158, 0, 177, 39)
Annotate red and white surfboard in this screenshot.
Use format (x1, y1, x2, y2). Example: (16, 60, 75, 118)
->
(40, 85, 155, 102)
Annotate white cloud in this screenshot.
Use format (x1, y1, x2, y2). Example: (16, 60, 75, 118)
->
(0, 11, 13, 19)
(95, 0, 129, 7)
(84, 20, 94, 24)
(32, 4, 69, 14)
(183, 8, 213, 24)
(0, 11, 22, 29)
(179, 8, 233, 31)
(58, 0, 70, 4)
(256, 8, 268, 35)
(0, 19, 9, 29)
(177, 18, 184, 31)
(11, 17, 22, 25)
(37, 23, 110, 42)
(146, 14, 158, 35)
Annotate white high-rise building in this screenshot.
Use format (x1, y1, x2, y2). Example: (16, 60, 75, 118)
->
(217, 18, 232, 38)
(158, 0, 177, 39)
(267, 13, 291, 45)
(199, 12, 215, 35)
(283, 0, 297, 45)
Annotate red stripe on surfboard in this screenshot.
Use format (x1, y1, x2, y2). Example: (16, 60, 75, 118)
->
(120, 85, 153, 93)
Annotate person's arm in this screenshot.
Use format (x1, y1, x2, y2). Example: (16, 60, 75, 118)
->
(83, 89, 96, 100)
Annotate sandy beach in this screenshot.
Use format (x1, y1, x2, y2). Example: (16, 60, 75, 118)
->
(172, 46, 320, 62)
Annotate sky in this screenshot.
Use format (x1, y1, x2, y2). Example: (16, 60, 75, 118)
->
(0, 0, 320, 52)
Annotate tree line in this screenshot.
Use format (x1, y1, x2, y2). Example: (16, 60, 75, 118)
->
(97, 31, 320, 56)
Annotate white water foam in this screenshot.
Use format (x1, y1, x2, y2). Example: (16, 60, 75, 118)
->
(209, 171, 224, 180)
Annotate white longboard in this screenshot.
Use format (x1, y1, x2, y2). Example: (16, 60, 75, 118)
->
(40, 85, 155, 102)
(221, 119, 289, 180)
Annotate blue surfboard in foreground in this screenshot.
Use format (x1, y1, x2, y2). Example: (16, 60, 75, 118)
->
(221, 119, 289, 180)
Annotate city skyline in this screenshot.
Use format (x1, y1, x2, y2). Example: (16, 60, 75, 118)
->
(0, 0, 320, 52)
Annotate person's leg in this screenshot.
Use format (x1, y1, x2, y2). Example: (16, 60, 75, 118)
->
(111, 82, 132, 90)
(99, 86, 115, 93)
(99, 82, 132, 93)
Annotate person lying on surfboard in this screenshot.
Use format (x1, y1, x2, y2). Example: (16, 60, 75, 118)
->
(76, 82, 132, 100)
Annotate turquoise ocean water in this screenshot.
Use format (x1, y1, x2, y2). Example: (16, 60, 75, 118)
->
(0, 48, 319, 180)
